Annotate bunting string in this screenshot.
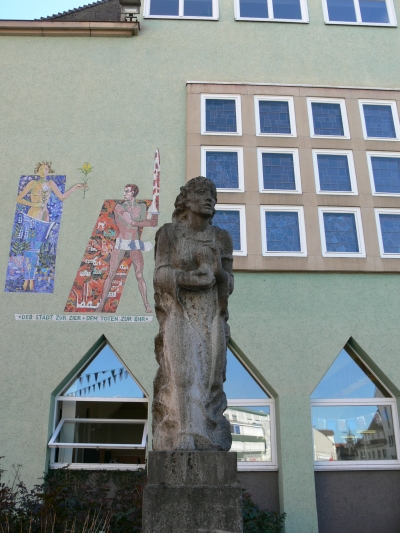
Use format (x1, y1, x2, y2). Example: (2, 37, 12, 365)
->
(65, 367, 129, 397)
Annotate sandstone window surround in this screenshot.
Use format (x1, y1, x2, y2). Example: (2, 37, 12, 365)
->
(213, 204, 248, 256)
(307, 97, 351, 139)
(375, 208, 400, 257)
(254, 95, 297, 137)
(359, 100, 400, 141)
(201, 94, 243, 136)
(312, 149, 358, 195)
(260, 205, 307, 257)
(201, 146, 245, 192)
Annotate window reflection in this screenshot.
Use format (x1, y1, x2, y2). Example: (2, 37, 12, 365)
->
(225, 406, 271, 462)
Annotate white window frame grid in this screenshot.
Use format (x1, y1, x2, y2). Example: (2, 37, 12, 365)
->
(257, 147, 302, 194)
(321, 0, 397, 26)
(234, 0, 309, 23)
(201, 146, 245, 192)
(367, 151, 400, 197)
(359, 100, 400, 141)
(307, 97, 350, 139)
(260, 205, 307, 257)
(254, 96, 297, 137)
(375, 208, 400, 258)
(311, 346, 400, 471)
(201, 94, 242, 136)
(318, 206, 366, 258)
(214, 204, 247, 256)
(144, 0, 219, 19)
(312, 149, 358, 195)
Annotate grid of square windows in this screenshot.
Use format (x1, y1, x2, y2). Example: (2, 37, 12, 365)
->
(255, 96, 297, 137)
(318, 208, 365, 257)
(313, 150, 357, 194)
(308, 99, 350, 138)
(260, 206, 307, 256)
(201, 95, 242, 135)
(201, 147, 245, 192)
(359, 101, 400, 140)
(257, 148, 302, 193)
(375, 209, 400, 257)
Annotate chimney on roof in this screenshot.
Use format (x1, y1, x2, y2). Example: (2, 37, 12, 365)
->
(119, 0, 141, 21)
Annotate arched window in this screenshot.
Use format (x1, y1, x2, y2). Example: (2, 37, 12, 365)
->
(48, 342, 148, 470)
(225, 344, 277, 470)
(311, 343, 400, 468)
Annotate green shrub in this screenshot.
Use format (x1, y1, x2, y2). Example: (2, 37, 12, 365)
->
(242, 491, 286, 533)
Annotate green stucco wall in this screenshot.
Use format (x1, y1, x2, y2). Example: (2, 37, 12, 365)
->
(1, 1, 400, 531)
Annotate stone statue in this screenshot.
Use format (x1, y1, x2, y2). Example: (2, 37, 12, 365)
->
(152, 176, 234, 452)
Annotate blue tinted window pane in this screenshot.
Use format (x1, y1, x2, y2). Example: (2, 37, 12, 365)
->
(312, 103, 344, 136)
(265, 211, 301, 252)
(206, 152, 239, 189)
(184, 0, 213, 16)
(379, 214, 400, 253)
(239, 0, 269, 17)
(360, 0, 389, 22)
(213, 210, 241, 251)
(371, 157, 400, 193)
(326, 0, 357, 20)
(150, 0, 179, 15)
(262, 153, 296, 190)
(363, 105, 396, 138)
(317, 154, 352, 192)
(206, 99, 237, 133)
(323, 213, 359, 253)
(273, 0, 302, 18)
(259, 101, 291, 134)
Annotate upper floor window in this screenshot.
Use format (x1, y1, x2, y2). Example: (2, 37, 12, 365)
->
(312, 149, 358, 195)
(321, 0, 396, 25)
(145, 0, 218, 18)
(311, 343, 400, 468)
(201, 146, 244, 191)
(359, 100, 400, 140)
(260, 205, 307, 257)
(213, 205, 247, 256)
(201, 95, 242, 135)
(318, 207, 366, 257)
(307, 98, 350, 139)
(375, 208, 400, 257)
(257, 148, 302, 193)
(235, 0, 309, 22)
(367, 152, 400, 196)
(255, 96, 297, 137)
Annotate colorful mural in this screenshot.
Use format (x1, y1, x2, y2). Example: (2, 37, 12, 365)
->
(65, 150, 160, 314)
(5, 162, 86, 293)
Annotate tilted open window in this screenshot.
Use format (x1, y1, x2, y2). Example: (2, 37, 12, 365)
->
(311, 343, 400, 469)
(49, 343, 148, 470)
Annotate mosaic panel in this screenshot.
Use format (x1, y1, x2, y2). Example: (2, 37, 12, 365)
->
(259, 101, 291, 134)
(312, 102, 345, 136)
(205, 99, 237, 133)
(317, 154, 352, 192)
(323, 212, 359, 253)
(265, 211, 301, 252)
(363, 104, 396, 138)
(262, 152, 296, 190)
(205, 151, 239, 189)
(213, 210, 241, 251)
(379, 214, 400, 253)
(371, 156, 400, 193)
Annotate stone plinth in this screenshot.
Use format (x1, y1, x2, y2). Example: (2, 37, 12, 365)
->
(142, 451, 243, 533)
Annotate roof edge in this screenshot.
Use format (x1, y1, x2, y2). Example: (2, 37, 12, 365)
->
(39, 0, 112, 20)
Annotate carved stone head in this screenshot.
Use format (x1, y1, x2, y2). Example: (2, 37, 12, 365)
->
(172, 177, 217, 223)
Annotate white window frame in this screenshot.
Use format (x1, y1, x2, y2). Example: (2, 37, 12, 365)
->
(312, 149, 358, 195)
(201, 146, 244, 192)
(359, 100, 400, 141)
(318, 207, 366, 258)
(144, 0, 219, 19)
(234, 0, 309, 23)
(367, 151, 400, 197)
(254, 96, 297, 137)
(321, 0, 397, 26)
(307, 97, 350, 139)
(260, 205, 307, 257)
(214, 204, 247, 256)
(375, 208, 400, 258)
(201, 94, 242, 136)
(257, 148, 302, 194)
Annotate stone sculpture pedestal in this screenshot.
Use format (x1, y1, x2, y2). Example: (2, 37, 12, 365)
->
(142, 451, 243, 533)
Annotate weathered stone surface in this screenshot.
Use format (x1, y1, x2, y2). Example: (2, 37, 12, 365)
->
(152, 177, 234, 452)
(142, 451, 243, 533)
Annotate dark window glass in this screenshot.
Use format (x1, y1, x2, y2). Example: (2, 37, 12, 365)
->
(363, 105, 396, 138)
(259, 101, 291, 134)
(359, 0, 389, 22)
(205, 99, 237, 133)
(326, 0, 357, 20)
(312, 102, 345, 136)
(265, 211, 301, 252)
(150, 0, 179, 15)
(317, 154, 352, 192)
(206, 151, 239, 189)
(239, 0, 269, 17)
(323, 212, 359, 253)
(213, 210, 241, 251)
(379, 214, 400, 253)
(371, 157, 400, 193)
(272, 0, 302, 18)
(184, 0, 213, 16)
(262, 152, 296, 190)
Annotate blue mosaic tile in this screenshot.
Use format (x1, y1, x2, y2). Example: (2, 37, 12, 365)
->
(272, 0, 302, 19)
(371, 157, 400, 193)
(323, 213, 359, 253)
(206, 151, 239, 189)
(262, 152, 296, 190)
(213, 210, 241, 251)
(205, 99, 237, 133)
(363, 105, 396, 138)
(184, 0, 213, 16)
(311, 102, 345, 136)
(239, 0, 269, 17)
(265, 211, 301, 252)
(379, 214, 400, 253)
(326, 0, 357, 21)
(259, 101, 291, 134)
(359, 0, 389, 22)
(317, 154, 352, 192)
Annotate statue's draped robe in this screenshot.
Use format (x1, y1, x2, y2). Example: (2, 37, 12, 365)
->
(152, 221, 234, 451)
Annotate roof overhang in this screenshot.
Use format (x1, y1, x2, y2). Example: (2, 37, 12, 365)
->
(0, 20, 139, 37)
